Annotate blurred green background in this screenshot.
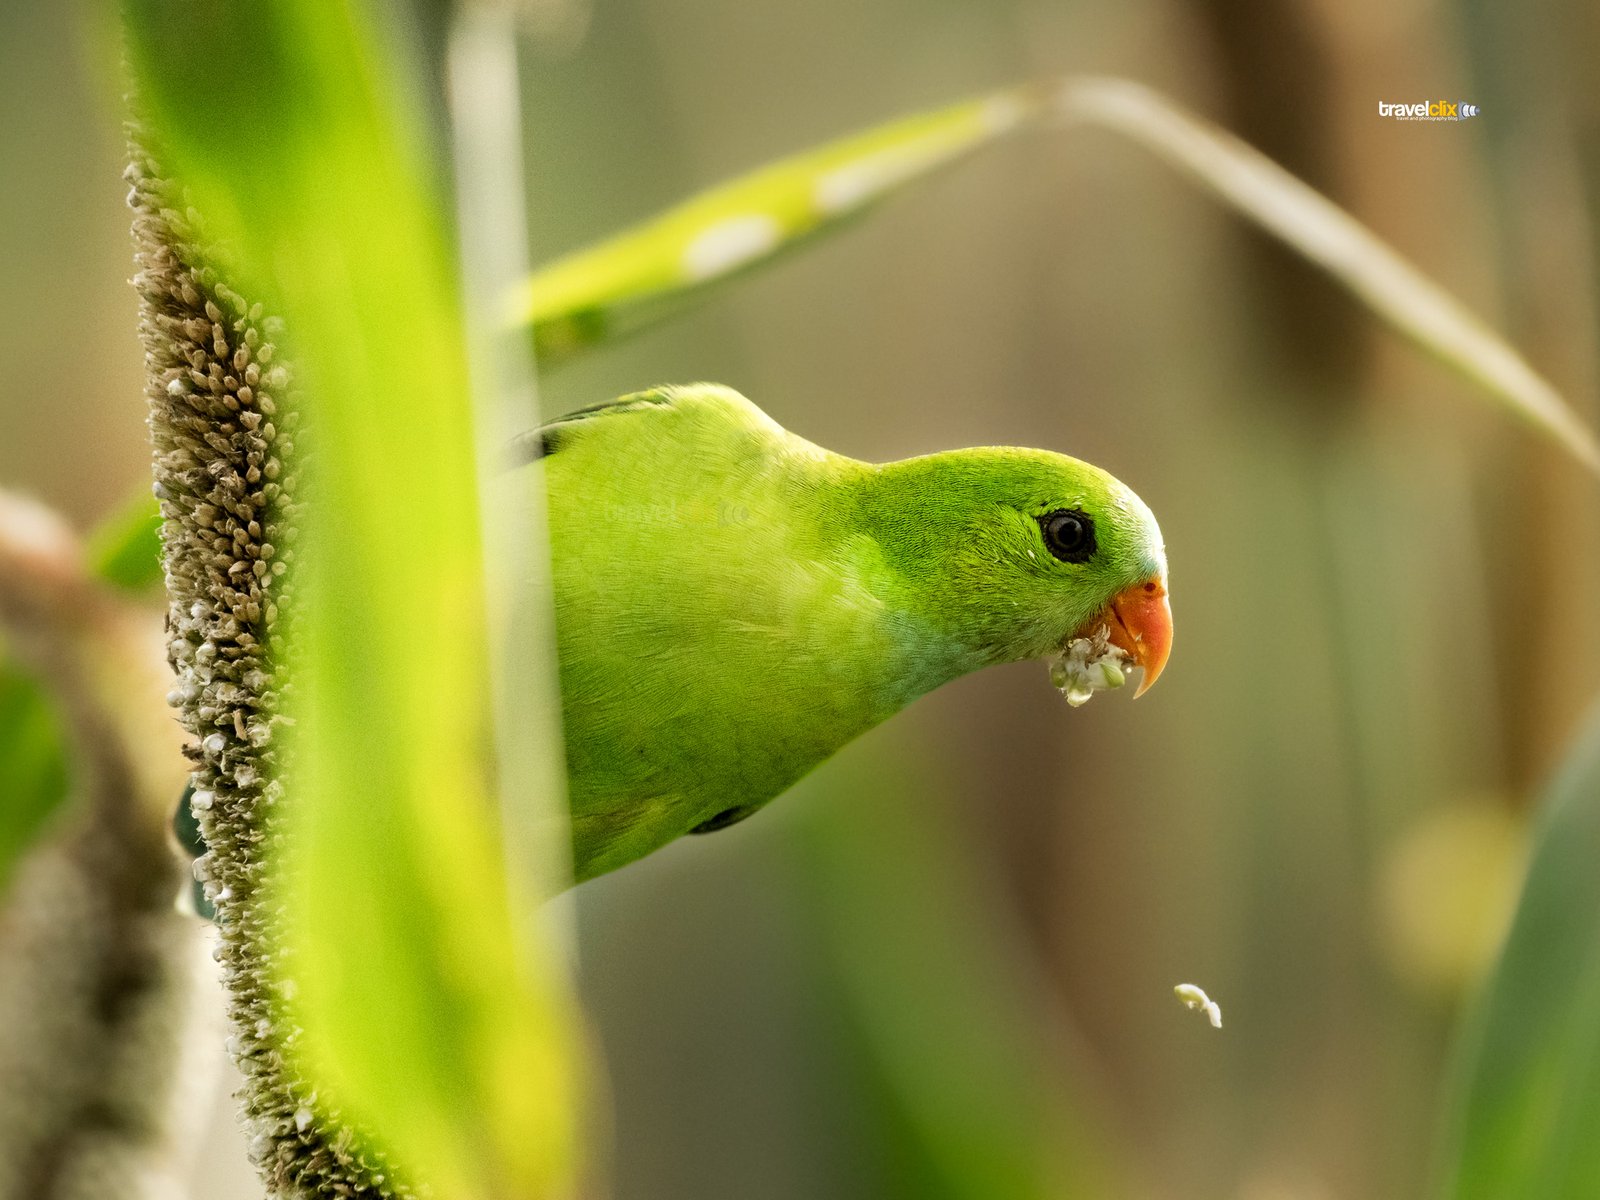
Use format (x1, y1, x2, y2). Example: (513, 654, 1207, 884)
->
(5, 0, 1599, 1197)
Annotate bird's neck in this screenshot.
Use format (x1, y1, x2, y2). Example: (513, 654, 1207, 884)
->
(834, 455, 1027, 686)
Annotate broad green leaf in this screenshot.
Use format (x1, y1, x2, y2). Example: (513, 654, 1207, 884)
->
(0, 653, 70, 894)
(84, 493, 163, 593)
(1434, 701, 1600, 1199)
(124, 4, 582, 1199)
(517, 77, 1600, 475)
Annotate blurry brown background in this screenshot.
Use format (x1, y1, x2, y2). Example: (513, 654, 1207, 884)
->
(5, 0, 1598, 1196)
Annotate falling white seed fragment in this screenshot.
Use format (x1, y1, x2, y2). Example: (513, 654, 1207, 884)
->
(1174, 983, 1223, 1029)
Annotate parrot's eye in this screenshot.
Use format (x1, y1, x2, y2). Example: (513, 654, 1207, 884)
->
(1040, 509, 1096, 563)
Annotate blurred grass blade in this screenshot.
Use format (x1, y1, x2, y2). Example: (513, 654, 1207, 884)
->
(516, 90, 1031, 363)
(1434, 701, 1600, 1199)
(0, 654, 70, 894)
(516, 75, 1600, 474)
(1057, 77, 1600, 475)
(793, 741, 1123, 1199)
(447, 4, 573, 910)
(124, 3, 582, 1198)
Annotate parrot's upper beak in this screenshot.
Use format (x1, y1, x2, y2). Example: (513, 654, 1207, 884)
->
(1103, 578, 1172, 697)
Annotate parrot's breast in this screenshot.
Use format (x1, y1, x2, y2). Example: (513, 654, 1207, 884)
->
(538, 397, 941, 880)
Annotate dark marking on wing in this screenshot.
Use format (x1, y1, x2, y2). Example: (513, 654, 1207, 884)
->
(508, 386, 680, 467)
(689, 805, 759, 835)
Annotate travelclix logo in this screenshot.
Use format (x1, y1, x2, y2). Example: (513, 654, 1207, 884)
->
(1378, 100, 1481, 121)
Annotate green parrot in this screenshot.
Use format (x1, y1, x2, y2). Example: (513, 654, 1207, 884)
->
(523, 383, 1172, 882)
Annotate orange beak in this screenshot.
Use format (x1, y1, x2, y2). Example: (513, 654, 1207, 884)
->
(1104, 578, 1173, 697)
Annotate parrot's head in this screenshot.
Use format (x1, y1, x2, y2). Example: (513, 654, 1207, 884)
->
(861, 446, 1172, 697)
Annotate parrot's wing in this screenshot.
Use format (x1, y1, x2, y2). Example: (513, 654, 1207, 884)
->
(509, 386, 679, 465)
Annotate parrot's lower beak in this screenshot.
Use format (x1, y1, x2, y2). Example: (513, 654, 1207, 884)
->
(1104, 578, 1172, 697)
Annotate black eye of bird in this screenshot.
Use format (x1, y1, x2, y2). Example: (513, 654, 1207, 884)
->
(1040, 509, 1096, 563)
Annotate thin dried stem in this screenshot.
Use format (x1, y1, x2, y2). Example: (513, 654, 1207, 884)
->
(1058, 76, 1600, 475)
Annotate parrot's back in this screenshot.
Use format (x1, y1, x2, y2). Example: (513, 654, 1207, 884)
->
(535, 386, 931, 880)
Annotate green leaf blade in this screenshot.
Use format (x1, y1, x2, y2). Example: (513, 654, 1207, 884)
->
(1435, 702, 1600, 1199)
(520, 89, 1032, 363)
